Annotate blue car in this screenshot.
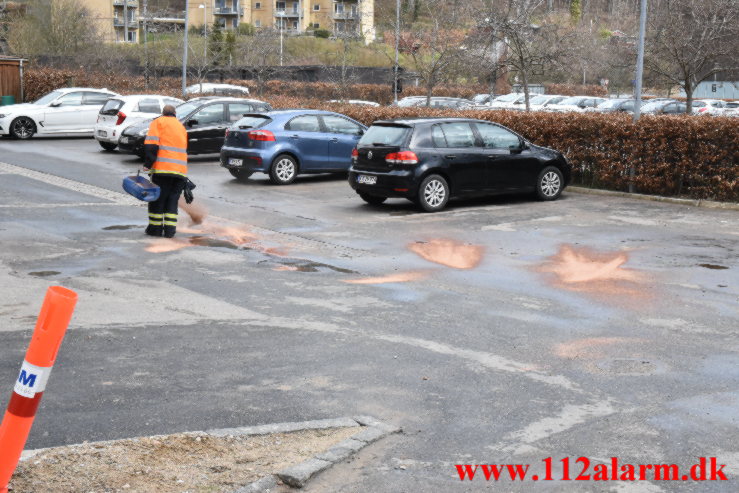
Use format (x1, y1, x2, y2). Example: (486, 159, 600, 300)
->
(220, 109, 367, 184)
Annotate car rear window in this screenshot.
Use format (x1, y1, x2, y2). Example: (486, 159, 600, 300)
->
(100, 99, 124, 115)
(359, 125, 411, 146)
(234, 115, 271, 129)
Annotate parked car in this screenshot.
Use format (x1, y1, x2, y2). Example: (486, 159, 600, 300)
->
(327, 99, 381, 107)
(348, 117, 571, 212)
(0, 87, 118, 139)
(185, 83, 250, 96)
(486, 93, 527, 109)
(220, 109, 367, 184)
(118, 97, 272, 157)
(395, 97, 475, 109)
(639, 99, 688, 115)
(585, 98, 643, 114)
(691, 99, 729, 116)
(510, 94, 568, 111)
(394, 96, 427, 107)
(471, 93, 499, 106)
(545, 96, 607, 112)
(94, 95, 184, 151)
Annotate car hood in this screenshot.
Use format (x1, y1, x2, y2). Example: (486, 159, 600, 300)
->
(0, 103, 44, 116)
(123, 118, 154, 135)
(529, 143, 563, 160)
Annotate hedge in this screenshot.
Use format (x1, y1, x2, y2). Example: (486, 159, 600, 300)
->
(22, 68, 739, 202)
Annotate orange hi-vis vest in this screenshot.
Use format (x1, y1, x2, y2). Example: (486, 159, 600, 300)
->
(144, 116, 188, 178)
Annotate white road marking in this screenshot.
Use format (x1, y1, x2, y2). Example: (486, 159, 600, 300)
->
(0, 161, 140, 206)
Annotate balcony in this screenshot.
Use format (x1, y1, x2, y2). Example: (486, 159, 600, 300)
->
(113, 17, 139, 26)
(214, 7, 242, 15)
(113, 0, 138, 7)
(274, 9, 301, 17)
(333, 11, 357, 19)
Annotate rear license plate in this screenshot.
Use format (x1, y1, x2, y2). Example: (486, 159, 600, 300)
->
(97, 130, 107, 137)
(228, 158, 243, 167)
(357, 175, 377, 185)
(120, 137, 129, 144)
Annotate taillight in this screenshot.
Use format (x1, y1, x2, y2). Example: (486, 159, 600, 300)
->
(225, 129, 230, 138)
(699, 107, 708, 113)
(351, 148, 358, 161)
(247, 130, 276, 141)
(116, 112, 126, 126)
(385, 151, 418, 165)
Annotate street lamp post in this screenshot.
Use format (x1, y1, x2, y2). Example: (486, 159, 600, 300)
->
(183, 0, 189, 98)
(393, 0, 399, 104)
(199, 3, 208, 61)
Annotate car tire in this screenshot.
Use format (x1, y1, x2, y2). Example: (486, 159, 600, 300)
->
(358, 192, 387, 205)
(229, 168, 252, 182)
(99, 141, 117, 151)
(417, 174, 449, 212)
(10, 117, 36, 139)
(535, 166, 564, 201)
(269, 154, 298, 185)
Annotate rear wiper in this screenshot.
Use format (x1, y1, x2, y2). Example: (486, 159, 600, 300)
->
(238, 125, 253, 130)
(372, 142, 388, 146)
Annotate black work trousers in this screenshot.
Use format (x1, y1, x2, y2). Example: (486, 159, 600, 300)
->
(146, 174, 186, 238)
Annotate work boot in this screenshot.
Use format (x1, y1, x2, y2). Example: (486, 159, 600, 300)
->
(163, 226, 176, 238)
(145, 225, 163, 237)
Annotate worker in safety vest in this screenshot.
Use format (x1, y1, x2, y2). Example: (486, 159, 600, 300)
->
(143, 105, 188, 238)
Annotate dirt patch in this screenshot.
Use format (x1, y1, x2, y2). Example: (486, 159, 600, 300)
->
(10, 427, 357, 493)
(408, 239, 484, 269)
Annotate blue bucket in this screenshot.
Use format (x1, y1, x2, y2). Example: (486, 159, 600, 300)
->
(122, 174, 161, 202)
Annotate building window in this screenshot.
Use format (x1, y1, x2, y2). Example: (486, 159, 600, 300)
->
(292, 2, 299, 13)
(334, 3, 344, 13)
(291, 20, 298, 29)
(255, 1, 261, 7)
(255, 19, 261, 27)
(127, 31, 136, 42)
(276, 1, 285, 9)
(313, 4, 319, 10)
(313, 22, 319, 28)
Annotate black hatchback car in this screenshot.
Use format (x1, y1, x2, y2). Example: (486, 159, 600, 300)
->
(348, 118, 570, 212)
(118, 97, 272, 157)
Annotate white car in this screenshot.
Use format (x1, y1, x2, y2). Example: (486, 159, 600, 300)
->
(94, 95, 184, 151)
(185, 83, 250, 96)
(327, 99, 381, 107)
(0, 88, 118, 139)
(510, 94, 568, 111)
(545, 96, 607, 113)
(486, 93, 527, 109)
(692, 99, 729, 116)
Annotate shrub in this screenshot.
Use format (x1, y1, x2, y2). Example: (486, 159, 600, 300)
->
(314, 29, 331, 39)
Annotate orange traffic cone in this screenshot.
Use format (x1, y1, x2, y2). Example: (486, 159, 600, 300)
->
(0, 286, 77, 493)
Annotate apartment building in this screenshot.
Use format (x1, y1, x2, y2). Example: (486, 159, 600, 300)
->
(188, 0, 375, 41)
(87, 0, 141, 43)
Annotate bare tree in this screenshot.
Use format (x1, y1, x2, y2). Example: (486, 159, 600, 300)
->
(7, 0, 101, 57)
(646, 0, 739, 113)
(233, 29, 281, 96)
(474, 0, 576, 110)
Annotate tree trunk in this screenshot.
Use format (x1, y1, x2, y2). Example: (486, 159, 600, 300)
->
(522, 66, 530, 111)
(684, 78, 693, 115)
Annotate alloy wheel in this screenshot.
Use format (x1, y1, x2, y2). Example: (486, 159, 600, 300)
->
(424, 179, 446, 207)
(275, 158, 295, 182)
(540, 171, 561, 197)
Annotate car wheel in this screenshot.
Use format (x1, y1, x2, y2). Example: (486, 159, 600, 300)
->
(358, 192, 387, 205)
(417, 174, 449, 212)
(10, 117, 36, 139)
(229, 168, 252, 182)
(269, 154, 298, 185)
(535, 166, 564, 201)
(99, 141, 117, 151)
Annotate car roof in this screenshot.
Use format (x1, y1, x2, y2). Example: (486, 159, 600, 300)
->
(53, 87, 117, 93)
(371, 117, 482, 126)
(112, 94, 183, 101)
(184, 97, 268, 104)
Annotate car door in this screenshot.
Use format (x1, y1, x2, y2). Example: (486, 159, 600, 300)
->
(284, 115, 327, 170)
(321, 114, 364, 170)
(473, 122, 539, 191)
(43, 92, 86, 131)
(433, 122, 480, 193)
(185, 103, 227, 153)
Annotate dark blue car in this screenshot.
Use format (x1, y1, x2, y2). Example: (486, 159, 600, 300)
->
(220, 109, 367, 184)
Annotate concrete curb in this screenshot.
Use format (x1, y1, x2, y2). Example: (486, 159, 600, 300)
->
(19, 416, 401, 492)
(567, 186, 739, 211)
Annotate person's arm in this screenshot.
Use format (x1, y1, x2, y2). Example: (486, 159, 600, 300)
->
(143, 120, 160, 169)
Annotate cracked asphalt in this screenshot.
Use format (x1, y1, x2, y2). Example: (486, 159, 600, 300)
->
(0, 136, 737, 492)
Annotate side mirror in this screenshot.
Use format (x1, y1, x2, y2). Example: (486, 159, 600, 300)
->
(49, 101, 61, 107)
(187, 119, 198, 127)
(357, 128, 365, 136)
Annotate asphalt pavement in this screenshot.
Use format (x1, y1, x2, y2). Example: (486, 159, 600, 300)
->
(0, 136, 737, 492)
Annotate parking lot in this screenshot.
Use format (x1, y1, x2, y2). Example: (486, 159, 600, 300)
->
(0, 136, 737, 492)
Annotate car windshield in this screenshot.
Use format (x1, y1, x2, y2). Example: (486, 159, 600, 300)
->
(529, 95, 551, 105)
(598, 99, 624, 109)
(472, 94, 490, 103)
(558, 97, 585, 105)
(640, 101, 667, 111)
(359, 125, 411, 147)
(34, 90, 64, 105)
(397, 98, 423, 107)
(495, 93, 521, 102)
(233, 115, 271, 129)
(175, 101, 201, 120)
